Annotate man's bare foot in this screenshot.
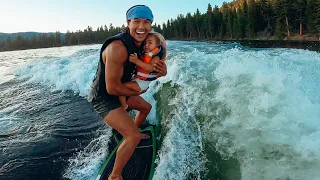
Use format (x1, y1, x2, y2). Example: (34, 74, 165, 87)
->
(140, 133, 150, 139)
(108, 175, 123, 180)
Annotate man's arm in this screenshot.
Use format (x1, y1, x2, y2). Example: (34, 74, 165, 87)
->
(130, 54, 160, 72)
(104, 41, 142, 96)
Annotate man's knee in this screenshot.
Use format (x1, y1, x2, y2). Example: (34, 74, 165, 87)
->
(126, 131, 141, 145)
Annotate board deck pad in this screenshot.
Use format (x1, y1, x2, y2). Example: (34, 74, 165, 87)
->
(97, 126, 156, 180)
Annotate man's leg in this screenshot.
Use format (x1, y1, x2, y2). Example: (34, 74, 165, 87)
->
(104, 107, 141, 180)
(127, 96, 152, 127)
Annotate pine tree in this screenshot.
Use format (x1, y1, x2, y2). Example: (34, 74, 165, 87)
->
(5, 37, 11, 50)
(207, 3, 213, 14)
(104, 25, 109, 37)
(166, 20, 171, 38)
(274, 0, 286, 39)
(237, 7, 246, 38)
(0, 40, 5, 51)
(177, 14, 187, 38)
(55, 31, 61, 46)
(227, 8, 234, 38)
(242, 0, 249, 37)
(109, 23, 115, 35)
(306, 0, 317, 33)
(232, 8, 239, 39)
(246, 0, 257, 37)
(260, 0, 274, 32)
(260, 0, 269, 25)
(208, 12, 214, 39)
(194, 9, 202, 38)
(207, 3, 214, 39)
(282, 0, 292, 38)
(170, 19, 175, 38)
(65, 31, 71, 45)
(201, 14, 209, 39)
(186, 13, 194, 39)
(29, 34, 36, 48)
(275, 18, 284, 39)
(213, 5, 221, 38)
(162, 23, 168, 38)
(48, 33, 55, 47)
(293, 0, 307, 36)
(24, 37, 30, 49)
(316, 0, 320, 39)
(15, 35, 25, 49)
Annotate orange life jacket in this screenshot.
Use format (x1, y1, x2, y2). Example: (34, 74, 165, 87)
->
(134, 45, 166, 81)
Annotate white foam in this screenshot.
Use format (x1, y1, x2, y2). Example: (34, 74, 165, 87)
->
(1, 45, 100, 85)
(205, 48, 320, 179)
(63, 126, 113, 180)
(15, 48, 99, 97)
(152, 99, 206, 180)
(153, 43, 320, 179)
(153, 43, 212, 179)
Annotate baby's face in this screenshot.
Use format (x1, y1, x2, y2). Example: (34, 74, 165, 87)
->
(144, 35, 158, 52)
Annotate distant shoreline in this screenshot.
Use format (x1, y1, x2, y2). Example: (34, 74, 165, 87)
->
(170, 33, 320, 42)
(1, 37, 320, 53)
(172, 38, 320, 52)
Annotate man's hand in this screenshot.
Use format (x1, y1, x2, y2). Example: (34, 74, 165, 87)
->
(152, 60, 167, 77)
(129, 53, 139, 63)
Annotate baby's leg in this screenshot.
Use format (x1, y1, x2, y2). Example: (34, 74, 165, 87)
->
(119, 81, 142, 110)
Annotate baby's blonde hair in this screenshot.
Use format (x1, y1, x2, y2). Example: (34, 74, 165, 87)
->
(147, 30, 167, 60)
(148, 30, 166, 47)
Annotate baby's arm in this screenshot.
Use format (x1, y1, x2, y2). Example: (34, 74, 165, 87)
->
(129, 53, 160, 72)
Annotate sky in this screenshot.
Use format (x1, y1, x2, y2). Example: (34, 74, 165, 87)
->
(0, 0, 231, 33)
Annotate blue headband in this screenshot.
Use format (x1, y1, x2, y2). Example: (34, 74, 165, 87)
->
(126, 5, 153, 22)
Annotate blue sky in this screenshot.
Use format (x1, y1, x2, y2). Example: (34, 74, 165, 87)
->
(0, 0, 231, 33)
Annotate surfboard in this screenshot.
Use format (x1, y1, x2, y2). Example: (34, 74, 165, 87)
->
(96, 125, 156, 180)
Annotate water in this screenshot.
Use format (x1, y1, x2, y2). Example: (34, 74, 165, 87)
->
(1, 41, 320, 180)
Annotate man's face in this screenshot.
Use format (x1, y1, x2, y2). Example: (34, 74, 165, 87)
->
(127, 18, 152, 44)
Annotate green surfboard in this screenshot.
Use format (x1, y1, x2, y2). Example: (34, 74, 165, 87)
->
(96, 125, 156, 180)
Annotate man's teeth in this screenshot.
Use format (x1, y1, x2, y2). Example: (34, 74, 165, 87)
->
(136, 31, 145, 34)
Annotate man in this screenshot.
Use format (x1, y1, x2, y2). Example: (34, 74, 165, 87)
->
(88, 5, 167, 180)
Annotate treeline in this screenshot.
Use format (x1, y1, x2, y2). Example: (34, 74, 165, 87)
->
(158, 0, 320, 40)
(1, 0, 320, 52)
(0, 32, 63, 51)
(0, 24, 123, 52)
(64, 24, 123, 45)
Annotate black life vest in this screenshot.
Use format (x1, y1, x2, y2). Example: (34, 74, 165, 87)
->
(88, 32, 144, 102)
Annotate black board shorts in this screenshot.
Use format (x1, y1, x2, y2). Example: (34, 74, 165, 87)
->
(91, 96, 130, 119)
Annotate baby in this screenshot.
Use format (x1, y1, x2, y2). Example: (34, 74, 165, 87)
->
(119, 30, 166, 109)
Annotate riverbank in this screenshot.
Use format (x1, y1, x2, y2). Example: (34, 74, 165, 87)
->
(169, 33, 320, 52)
(1, 34, 320, 53)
